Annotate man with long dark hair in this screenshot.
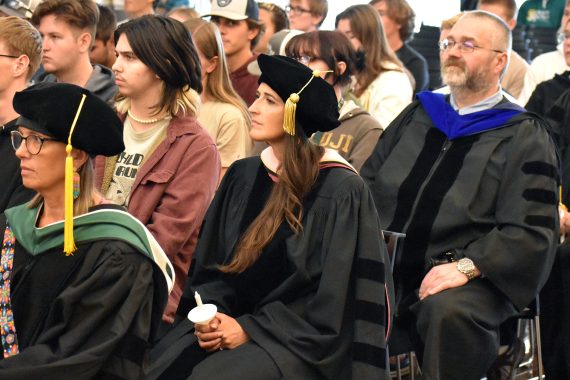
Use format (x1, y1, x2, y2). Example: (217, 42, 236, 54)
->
(95, 15, 221, 326)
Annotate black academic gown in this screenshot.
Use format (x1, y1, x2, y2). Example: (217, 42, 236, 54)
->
(538, 88, 570, 379)
(361, 97, 559, 378)
(152, 157, 393, 380)
(0, 205, 169, 380)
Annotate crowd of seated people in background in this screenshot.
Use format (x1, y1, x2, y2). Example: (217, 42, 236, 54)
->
(0, 0, 569, 378)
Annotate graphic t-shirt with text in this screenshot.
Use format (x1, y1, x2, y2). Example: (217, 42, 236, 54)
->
(106, 117, 169, 206)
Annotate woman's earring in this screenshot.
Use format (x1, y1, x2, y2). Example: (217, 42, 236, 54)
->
(73, 170, 80, 200)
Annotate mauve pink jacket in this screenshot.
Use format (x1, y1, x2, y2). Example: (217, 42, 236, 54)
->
(95, 113, 221, 323)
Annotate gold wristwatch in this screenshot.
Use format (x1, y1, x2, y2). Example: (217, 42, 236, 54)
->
(456, 258, 476, 281)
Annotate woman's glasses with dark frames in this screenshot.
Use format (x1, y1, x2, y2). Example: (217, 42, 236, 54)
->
(10, 130, 57, 155)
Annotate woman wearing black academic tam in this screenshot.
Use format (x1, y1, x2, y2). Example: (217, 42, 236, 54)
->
(0, 82, 174, 379)
(150, 54, 394, 380)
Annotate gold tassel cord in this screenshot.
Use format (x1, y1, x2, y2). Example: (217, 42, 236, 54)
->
(63, 93, 87, 256)
(283, 93, 299, 136)
(282, 69, 333, 136)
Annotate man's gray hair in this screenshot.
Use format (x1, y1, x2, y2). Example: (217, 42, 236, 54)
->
(460, 10, 512, 77)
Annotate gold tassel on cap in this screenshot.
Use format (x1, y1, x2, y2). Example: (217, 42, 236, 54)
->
(64, 93, 87, 256)
(282, 69, 332, 136)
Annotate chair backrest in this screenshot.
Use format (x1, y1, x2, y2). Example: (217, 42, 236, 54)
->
(409, 24, 441, 89)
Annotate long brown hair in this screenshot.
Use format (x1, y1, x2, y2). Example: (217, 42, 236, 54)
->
(220, 134, 324, 273)
(335, 4, 406, 97)
(185, 18, 252, 129)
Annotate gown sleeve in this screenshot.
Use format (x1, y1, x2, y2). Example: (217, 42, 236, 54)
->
(462, 119, 559, 310)
(176, 162, 248, 317)
(0, 241, 157, 380)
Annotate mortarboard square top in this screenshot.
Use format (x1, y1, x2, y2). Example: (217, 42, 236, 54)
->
(13, 82, 124, 157)
(257, 54, 340, 137)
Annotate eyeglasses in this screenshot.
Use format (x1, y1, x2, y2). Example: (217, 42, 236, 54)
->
(557, 32, 570, 44)
(0, 54, 18, 59)
(438, 39, 504, 54)
(11, 130, 57, 155)
(292, 55, 316, 65)
(285, 5, 311, 16)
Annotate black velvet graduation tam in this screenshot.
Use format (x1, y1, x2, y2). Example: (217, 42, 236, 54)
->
(257, 54, 340, 137)
(13, 82, 124, 157)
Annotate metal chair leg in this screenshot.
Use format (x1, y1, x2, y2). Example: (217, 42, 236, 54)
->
(534, 315, 544, 379)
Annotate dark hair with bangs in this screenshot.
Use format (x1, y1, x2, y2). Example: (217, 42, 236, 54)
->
(285, 30, 357, 88)
(114, 15, 202, 117)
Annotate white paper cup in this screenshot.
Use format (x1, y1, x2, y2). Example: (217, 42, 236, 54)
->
(188, 304, 217, 325)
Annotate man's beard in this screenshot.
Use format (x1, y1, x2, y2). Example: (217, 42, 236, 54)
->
(441, 57, 489, 93)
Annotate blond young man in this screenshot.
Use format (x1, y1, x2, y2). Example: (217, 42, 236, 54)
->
(0, 16, 41, 211)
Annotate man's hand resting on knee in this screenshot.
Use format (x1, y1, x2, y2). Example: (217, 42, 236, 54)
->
(418, 262, 481, 300)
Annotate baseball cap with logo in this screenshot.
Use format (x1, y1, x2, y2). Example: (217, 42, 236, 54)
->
(202, 0, 258, 21)
(0, 0, 42, 18)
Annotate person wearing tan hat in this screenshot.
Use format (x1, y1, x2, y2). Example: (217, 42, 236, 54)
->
(149, 54, 393, 380)
(0, 0, 42, 18)
(0, 82, 173, 379)
(203, 0, 263, 106)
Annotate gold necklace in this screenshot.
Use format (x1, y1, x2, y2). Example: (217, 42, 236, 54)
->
(127, 109, 169, 124)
